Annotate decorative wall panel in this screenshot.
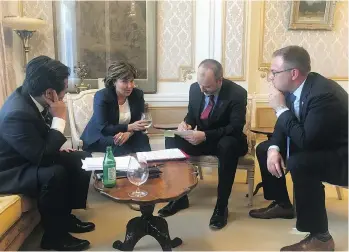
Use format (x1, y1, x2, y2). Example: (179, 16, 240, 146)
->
(222, 0, 246, 80)
(157, 0, 195, 81)
(260, 1, 348, 80)
(23, 0, 55, 59)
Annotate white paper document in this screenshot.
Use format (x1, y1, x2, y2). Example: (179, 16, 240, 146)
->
(136, 148, 186, 162)
(81, 155, 133, 171)
(164, 130, 194, 138)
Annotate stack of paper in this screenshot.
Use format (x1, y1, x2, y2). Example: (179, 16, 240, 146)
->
(81, 156, 132, 171)
(136, 148, 187, 162)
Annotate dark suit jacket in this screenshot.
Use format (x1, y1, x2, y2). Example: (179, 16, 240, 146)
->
(270, 72, 348, 167)
(80, 87, 145, 149)
(0, 87, 67, 196)
(184, 78, 248, 147)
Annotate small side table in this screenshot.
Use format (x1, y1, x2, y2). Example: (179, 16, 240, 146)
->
(249, 127, 274, 196)
(94, 161, 198, 251)
(153, 123, 178, 130)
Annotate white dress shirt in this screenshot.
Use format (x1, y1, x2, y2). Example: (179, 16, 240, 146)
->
(30, 96, 66, 134)
(268, 80, 305, 154)
(118, 98, 131, 124)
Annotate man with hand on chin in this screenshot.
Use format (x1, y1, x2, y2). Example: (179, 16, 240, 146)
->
(249, 46, 348, 251)
(0, 56, 94, 251)
(158, 59, 248, 230)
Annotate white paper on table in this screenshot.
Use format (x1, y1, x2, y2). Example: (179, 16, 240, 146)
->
(136, 148, 186, 162)
(81, 155, 133, 171)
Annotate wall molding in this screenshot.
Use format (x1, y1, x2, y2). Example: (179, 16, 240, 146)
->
(144, 93, 189, 107)
(221, 0, 247, 81)
(157, 0, 196, 82)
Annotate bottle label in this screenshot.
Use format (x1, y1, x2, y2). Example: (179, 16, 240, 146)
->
(108, 167, 116, 181)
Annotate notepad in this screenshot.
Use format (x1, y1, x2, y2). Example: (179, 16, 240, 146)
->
(136, 148, 188, 162)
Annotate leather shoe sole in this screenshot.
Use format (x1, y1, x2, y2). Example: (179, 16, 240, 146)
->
(158, 204, 189, 217)
(41, 234, 90, 251)
(209, 208, 228, 230)
(158, 197, 190, 217)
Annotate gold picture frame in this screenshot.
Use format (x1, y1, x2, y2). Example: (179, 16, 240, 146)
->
(289, 1, 336, 30)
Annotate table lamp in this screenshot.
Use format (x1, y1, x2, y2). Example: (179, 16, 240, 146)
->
(2, 16, 46, 70)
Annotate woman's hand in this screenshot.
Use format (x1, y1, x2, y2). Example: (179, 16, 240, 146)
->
(113, 132, 133, 146)
(128, 120, 148, 131)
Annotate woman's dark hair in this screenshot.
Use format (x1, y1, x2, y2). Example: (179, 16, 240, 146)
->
(22, 55, 70, 96)
(104, 61, 138, 88)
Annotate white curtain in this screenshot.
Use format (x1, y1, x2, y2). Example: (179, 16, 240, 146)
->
(0, 2, 16, 107)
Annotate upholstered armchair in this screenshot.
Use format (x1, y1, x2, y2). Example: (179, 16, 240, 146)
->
(66, 89, 100, 154)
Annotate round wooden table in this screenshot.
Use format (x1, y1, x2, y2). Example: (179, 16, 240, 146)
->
(250, 127, 274, 139)
(94, 161, 198, 251)
(153, 123, 178, 130)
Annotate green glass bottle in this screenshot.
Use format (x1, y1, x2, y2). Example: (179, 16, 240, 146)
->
(103, 146, 116, 188)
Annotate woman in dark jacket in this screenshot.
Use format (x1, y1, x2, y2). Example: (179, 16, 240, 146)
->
(81, 61, 151, 156)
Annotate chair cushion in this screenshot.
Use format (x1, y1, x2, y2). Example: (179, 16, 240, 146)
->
(189, 154, 254, 167)
(0, 196, 22, 238)
(189, 155, 218, 163)
(20, 195, 37, 213)
(0, 209, 40, 251)
(238, 154, 254, 166)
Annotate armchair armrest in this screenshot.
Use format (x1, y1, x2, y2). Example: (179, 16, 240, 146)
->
(67, 93, 83, 150)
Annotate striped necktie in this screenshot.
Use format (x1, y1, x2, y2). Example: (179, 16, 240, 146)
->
(200, 95, 215, 120)
(41, 108, 52, 127)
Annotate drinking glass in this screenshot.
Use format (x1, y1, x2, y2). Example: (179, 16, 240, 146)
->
(127, 157, 149, 197)
(141, 112, 152, 133)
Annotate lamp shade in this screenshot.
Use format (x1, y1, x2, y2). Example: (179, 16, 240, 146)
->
(2, 16, 46, 31)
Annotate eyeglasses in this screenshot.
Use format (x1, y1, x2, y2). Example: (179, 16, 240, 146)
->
(268, 68, 294, 79)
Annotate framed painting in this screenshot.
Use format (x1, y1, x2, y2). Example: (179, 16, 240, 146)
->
(53, 0, 157, 93)
(289, 1, 336, 30)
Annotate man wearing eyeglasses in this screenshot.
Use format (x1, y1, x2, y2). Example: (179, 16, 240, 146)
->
(249, 46, 348, 251)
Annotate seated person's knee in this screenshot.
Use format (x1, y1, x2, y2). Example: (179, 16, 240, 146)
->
(217, 137, 238, 156)
(40, 165, 67, 188)
(256, 141, 270, 156)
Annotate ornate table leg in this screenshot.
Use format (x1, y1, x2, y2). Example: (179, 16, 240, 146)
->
(113, 204, 182, 251)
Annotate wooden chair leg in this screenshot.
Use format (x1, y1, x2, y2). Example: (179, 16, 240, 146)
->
(247, 169, 254, 207)
(336, 186, 343, 200)
(293, 186, 297, 216)
(198, 165, 204, 180)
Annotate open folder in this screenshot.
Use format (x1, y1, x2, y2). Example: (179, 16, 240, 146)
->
(136, 148, 188, 162)
(164, 130, 194, 138)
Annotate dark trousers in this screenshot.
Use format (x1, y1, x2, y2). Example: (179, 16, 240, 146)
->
(257, 140, 348, 233)
(166, 135, 247, 208)
(85, 132, 151, 156)
(37, 151, 92, 236)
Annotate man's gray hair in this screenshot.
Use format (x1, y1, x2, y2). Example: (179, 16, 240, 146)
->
(272, 45, 311, 75)
(198, 59, 223, 80)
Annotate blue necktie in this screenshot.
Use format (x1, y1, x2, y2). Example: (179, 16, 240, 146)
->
(287, 93, 297, 159)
